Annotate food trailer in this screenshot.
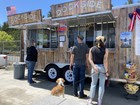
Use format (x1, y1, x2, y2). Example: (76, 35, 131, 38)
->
(8, 0, 140, 84)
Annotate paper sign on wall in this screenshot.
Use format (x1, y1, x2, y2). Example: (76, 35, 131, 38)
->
(60, 42, 63, 47)
(120, 32, 132, 48)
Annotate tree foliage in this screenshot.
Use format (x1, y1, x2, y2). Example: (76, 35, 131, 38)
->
(0, 25, 2, 31)
(125, 0, 133, 4)
(47, 10, 52, 17)
(1, 22, 20, 40)
(0, 31, 19, 53)
(128, 0, 133, 4)
(0, 31, 14, 41)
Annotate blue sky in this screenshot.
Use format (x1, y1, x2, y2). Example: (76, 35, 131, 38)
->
(0, 0, 139, 25)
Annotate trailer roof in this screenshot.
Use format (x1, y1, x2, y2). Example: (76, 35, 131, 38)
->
(112, 3, 140, 10)
(10, 3, 140, 29)
(9, 18, 59, 29)
(52, 10, 114, 23)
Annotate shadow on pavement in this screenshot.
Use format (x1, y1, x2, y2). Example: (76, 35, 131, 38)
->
(25, 71, 140, 105)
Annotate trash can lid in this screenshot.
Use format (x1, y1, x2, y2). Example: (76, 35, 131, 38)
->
(13, 62, 26, 65)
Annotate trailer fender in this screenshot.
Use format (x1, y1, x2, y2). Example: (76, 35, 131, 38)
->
(53, 63, 70, 69)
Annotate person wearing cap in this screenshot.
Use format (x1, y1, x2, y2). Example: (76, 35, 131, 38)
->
(87, 36, 109, 105)
(70, 35, 89, 98)
(26, 40, 38, 84)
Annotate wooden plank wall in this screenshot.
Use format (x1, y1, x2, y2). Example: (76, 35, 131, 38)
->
(36, 25, 70, 70)
(53, 25, 70, 63)
(112, 5, 140, 80)
(35, 5, 140, 81)
(51, 0, 111, 18)
(8, 9, 42, 26)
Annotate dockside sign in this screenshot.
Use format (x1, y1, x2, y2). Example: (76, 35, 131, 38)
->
(51, 0, 111, 18)
(7, 9, 42, 26)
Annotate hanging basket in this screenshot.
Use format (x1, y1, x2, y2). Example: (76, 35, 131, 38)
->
(124, 84, 139, 94)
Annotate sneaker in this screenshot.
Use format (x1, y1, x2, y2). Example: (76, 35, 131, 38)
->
(30, 80, 36, 84)
(87, 99, 92, 105)
(98, 101, 101, 105)
(73, 94, 78, 97)
(78, 94, 87, 98)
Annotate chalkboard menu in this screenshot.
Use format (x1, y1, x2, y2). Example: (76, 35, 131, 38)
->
(51, 32, 58, 48)
(69, 27, 78, 47)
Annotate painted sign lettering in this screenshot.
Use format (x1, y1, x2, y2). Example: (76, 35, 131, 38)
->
(51, 0, 111, 18)
(8, 9, 42, 26)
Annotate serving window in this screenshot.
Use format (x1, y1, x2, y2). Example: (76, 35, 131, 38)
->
(95, 22, 115, 48)
(28, 28, 58, 49)
(68, 22, 115, 48)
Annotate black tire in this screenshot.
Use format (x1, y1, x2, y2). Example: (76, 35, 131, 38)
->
(62, 66, 73, 84)
(45, 64, 60, 82)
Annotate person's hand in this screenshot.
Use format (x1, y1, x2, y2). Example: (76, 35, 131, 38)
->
(106, 71, 109, 77)
(87, 64, 90, 70)
(87, 65, 91, 74)
(93, 65, 98, 73)
(69, 64, 72, 70)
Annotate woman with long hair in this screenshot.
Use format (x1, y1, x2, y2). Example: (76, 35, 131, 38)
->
(87, 36, 109, 105)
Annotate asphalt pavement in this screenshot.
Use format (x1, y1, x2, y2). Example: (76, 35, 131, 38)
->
(0, 68, 140, 105)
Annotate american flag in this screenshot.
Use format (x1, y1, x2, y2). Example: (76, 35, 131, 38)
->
(6, 6, 16, 16)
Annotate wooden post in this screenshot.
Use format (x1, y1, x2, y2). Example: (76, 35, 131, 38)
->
(20, 30, 24, 62)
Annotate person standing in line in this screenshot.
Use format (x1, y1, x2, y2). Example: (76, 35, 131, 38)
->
(70, 35, 90, 98)
(87, 36, 109, 105)
(26, 40, 38, 84)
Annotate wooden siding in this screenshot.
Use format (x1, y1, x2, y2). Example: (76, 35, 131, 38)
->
(8, 9, 42, 26)
(111, 5, 140, 80)
(51, 0, 111, 18)
(33, 5, 140, 81)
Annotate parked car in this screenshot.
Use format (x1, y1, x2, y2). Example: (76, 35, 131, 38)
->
(0, 54, 8, 69)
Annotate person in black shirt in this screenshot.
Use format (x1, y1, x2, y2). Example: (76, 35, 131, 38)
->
(87, 36, 109, 105)
(26, 40, 38, 84)
(70, 35, 89, 98)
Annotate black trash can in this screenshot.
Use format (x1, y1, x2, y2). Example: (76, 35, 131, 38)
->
(13, 62, 26, 79)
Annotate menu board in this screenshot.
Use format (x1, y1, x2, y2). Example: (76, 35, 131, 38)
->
(51, 33, 58, 48)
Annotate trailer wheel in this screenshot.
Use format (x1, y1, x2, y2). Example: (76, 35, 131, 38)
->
(62, 66, 73, 84)
(45, 65, 60, 81)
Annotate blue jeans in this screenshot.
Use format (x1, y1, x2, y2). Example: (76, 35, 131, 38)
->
(89, 64, 106, 102)
(26, 61, 36, 83)
(73, 65, 86, 96)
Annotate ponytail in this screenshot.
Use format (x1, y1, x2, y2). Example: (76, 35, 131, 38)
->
(95, 40, 105, 48)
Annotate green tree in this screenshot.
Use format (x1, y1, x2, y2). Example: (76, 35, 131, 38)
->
(1, 22, 9, 32)
(125, 0, 133, 4)
(0, 31, 14, 41)
(128, 0, 133, 4)
(0, 25, 2, 31)
(0, 31, 15, 53)
(1, 22, 20, 40)
(47, 10, 52, 17)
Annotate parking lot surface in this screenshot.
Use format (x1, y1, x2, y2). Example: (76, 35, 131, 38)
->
(0, 68, 140, 105)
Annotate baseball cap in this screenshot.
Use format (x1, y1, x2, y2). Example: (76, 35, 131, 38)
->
(77, 35, 84, 40)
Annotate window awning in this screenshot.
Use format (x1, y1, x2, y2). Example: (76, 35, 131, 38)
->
(52, 10, 115, 25)
(9, 18, 59, 29)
